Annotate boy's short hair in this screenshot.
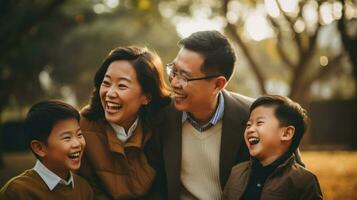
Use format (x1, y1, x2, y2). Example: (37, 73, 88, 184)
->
(24, 100, 80, 153)
(250, 95, 309, 152)
(178, 30, 236, 81)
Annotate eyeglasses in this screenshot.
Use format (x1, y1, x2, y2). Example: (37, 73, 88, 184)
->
(166, 63, 221, 87)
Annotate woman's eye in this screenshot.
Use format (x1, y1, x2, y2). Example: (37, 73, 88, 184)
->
(118, 84, 128, 89)
(102, 80, 110, 86)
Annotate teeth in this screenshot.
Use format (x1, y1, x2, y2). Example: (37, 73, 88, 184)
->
(173, 93, 186, 98)
(68, 152, 81, 159)
(107, 102, 121, 108)
(248, 137, 260, 145)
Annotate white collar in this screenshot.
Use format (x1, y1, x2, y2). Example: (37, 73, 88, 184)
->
(110, 117, 139, 143)
(33, 160, 74, 191)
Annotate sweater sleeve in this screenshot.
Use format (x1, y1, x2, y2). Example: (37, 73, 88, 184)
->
(0, 180, 30, 200)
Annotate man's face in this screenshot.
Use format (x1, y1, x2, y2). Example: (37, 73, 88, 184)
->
(169, 48, 218, 114)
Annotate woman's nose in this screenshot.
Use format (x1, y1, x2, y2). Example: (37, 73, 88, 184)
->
(106, 86, 118, 98)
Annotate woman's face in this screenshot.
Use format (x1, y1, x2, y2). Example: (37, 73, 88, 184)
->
(99, 60, 149, 130)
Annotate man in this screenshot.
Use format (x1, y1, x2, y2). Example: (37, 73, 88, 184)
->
(160, 30, 253, 200)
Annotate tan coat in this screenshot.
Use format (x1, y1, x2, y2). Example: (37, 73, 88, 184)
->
(78, 116, 157, 200)
(223, 155, 323, 200)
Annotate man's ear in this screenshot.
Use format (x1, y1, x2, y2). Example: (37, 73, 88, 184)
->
(30, 140, 47, 158)
(214, 76, 227, 92)
(281, 126, 295, 141)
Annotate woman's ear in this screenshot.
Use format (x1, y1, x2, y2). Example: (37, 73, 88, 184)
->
(142, 94, 151, 105)
(30, 140, 47, 158)
(281, 126, 295, 141)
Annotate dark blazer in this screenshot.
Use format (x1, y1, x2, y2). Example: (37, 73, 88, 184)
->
(160, 90, 253, 200)
(223, 155, 323, 200)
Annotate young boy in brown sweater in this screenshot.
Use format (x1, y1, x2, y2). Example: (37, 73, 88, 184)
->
(223, 95, 323, 200)
(0, 100, 93, 200)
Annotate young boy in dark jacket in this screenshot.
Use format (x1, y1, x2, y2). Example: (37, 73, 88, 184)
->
(223, 95, 322, 200)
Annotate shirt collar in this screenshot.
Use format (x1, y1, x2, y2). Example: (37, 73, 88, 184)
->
(33, 160, 74, 191)
(182, 91, 225, 128)
(110, 117, 139, 143)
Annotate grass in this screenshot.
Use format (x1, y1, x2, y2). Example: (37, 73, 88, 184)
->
(302, 151, 357, 200)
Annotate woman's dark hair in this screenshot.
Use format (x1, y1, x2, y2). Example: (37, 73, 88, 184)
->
(249, 95, 309, 153)
(82, 46, 170, 126)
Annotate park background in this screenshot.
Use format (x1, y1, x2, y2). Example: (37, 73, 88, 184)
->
(0, 0, 356, 199)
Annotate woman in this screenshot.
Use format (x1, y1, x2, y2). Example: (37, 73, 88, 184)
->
(78, 46, 170, 199)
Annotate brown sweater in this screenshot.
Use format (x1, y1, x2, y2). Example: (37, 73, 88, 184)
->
(0, 169, 93, 200)
(78, 116, 156, 200)
(223, 155, 323, 200)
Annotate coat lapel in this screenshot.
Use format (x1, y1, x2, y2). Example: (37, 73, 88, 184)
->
(162, 104, 182, 200)
(220, 90, 250, 188)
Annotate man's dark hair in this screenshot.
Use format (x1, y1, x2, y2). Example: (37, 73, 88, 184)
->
(178, 30, 236, 80)
(24, 100, 80, 156)
(250, 95, 309, 152)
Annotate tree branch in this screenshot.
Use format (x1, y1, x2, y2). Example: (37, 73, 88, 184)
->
(266, 14, 296, 69)
(275, 0, 303, 58)
(302, 53, 345, 89)
(223, 0, 267, 94)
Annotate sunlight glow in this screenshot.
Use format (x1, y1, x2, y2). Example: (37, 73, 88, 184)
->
(278, 0, 298, 13)
(265, 0, 280, 18)
(245, 11, 274, 41)
(93, 3, 106, 14)
(320, 56, 329, 67)
(104, 0, 119, 9)
(175, 17, 225, 38)
(320, 2, 334, 25)
(294, 19, 306, 33)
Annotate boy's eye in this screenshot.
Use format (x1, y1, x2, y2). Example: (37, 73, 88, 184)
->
(257, 121, 264, 125)
(62, 136, 71, 140)
(77, 132, 83, 137)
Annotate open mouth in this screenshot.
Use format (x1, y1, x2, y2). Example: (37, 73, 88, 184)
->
(106, 101, 122, 112)
(68, 151, 81, 160)
(248, 137, 260, 145)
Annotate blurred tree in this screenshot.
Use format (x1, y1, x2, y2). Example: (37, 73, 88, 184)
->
(222, 0, 355, 105)
(0, 0, 179, 121)
(157, 0, 355, 105)
(0, 0, 67, 122)
(338, 0, 357, 94)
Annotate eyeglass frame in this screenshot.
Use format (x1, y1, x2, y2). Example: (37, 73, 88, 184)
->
(166, 62, 222, 85)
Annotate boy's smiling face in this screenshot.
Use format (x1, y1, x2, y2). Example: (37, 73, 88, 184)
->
(36, 118, 85, 179)
(244, 106, 292, 165)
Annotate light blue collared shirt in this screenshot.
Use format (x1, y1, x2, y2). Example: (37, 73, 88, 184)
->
(33, 160, 74, 191)
(182, 92, 225, 132)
